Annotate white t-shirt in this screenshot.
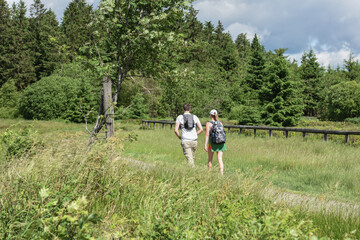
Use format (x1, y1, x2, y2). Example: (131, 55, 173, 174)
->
(176, 113, 201, 142)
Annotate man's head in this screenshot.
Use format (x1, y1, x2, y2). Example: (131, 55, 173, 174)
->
(183, 103, 191, 112)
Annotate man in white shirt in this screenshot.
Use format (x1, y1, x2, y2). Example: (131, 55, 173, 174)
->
(174, 103, 203, 167)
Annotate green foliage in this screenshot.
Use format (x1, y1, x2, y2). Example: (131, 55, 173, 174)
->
(343, 51, 360, 81)
(29, 0, 60, 80)
(260, 49, 304, 126)
(0, 123, 36, 159)
(0, 0, 12, 88)
(300, 49, 324, 116)
(345, 117, 360, 124)
(0, 186, 101, 239)
(61, 0, 93, 61)
(19, 63, 99, 122)
(229, 104, 261, 125)
(118, 93, 149, 119)
(325, 81, 360, 121)
(159, 68, 208, 118)
(245, 34, 266, 92)
(0, 80, 20, 118)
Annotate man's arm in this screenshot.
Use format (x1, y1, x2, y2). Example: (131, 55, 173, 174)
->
(174, 122, 181, 140)
(196, 122, 203, 135)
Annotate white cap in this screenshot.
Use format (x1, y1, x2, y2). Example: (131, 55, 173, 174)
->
(209, 109, 218, 115)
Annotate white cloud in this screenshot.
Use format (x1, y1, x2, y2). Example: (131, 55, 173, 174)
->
(288, 44, 360, 68)
(225, 22, 270, 42)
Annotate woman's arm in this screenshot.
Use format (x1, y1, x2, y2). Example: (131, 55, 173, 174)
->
(204, 122, 211, 152)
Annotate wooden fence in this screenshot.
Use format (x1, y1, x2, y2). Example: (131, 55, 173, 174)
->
(141, 120, 360, 143)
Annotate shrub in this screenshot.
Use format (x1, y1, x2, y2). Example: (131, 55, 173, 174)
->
(325, 81, 360, 121)
(345, 117, 360, 124)
(118, 93, 149, 119)
(0, 124, 36, 159)
(229, 104, 262, 125)
(19, 64, 99, 123)
(0, 80, 20, 119)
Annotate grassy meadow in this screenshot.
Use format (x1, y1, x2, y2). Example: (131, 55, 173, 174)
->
(1, 118, 360, 239)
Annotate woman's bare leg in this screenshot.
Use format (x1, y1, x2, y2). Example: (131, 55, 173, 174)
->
(208, 150, 214, 170)
(217, 151, 224, 175)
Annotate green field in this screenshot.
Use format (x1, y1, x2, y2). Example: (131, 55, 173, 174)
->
(1, 119, 360, 239)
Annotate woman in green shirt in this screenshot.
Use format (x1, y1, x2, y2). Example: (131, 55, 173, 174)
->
(204, 109, 226, 175)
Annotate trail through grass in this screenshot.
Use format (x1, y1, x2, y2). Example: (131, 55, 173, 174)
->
(1, 119, 360, 239)
(120, 121, 360, 203)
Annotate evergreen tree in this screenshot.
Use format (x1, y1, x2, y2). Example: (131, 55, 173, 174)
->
(343, 51, 360, 81)
(299, 49, 324, 116)
(246, 34, 266, 91)
(29, 0, 60, 80)
(0, 0, 11, 87)
(61, 0, 93, 61)
(260, 49, 303, 126)
(203, 21, 214, 42)
(9, 1, 36, 89)
(182, 6, 203, 42)
(235, 33, 251, 66)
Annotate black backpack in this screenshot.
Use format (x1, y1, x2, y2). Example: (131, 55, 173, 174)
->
(211, 121, 226, 144)
(183, 114, 195, 130)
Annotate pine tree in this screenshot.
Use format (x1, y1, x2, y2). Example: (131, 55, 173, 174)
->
(9, 1, 36, 89)
(203, 21, 214, 42)
(299, 49, 324, 116)
(182, 6, 203, 42)
(246, 34, 266, 91)
(343, 51, 360, 81)
(0, 0, 12, 87)
(235, 33, 251, 66)
(29, 0, 60, 80)
(61, 0, 93, 61)
(260, 49, 303, 126)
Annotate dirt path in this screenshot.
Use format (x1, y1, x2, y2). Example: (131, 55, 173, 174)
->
(261, 188, 360, 219)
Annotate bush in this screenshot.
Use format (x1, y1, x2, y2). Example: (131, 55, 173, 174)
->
(325, 81, 360, 121)
(0, 124, 37, 159)
(118, 93, 149, 119)
(345, 117, 360, 124)
(0, 80, 20, 119)
(19, 64, 99, 123)
(229, 104, 261, 125)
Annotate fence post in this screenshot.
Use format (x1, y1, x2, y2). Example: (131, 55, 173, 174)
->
(148, 122, 150, 128)
(170, 123, 173, 129)
(345, 134, 349, 143)
(302, 132, 306, 138)
(324, 133, 328, 141)
(254, 129, 257, 137)
(153, 123, 156, 129)
(239, 128, 243, 134)
(269, 130, 272, 138)
(162, 123, 165, 129)
(285, 131, 289, 138)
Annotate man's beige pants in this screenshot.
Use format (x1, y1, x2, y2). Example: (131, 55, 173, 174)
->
(181, 141, 198, 167)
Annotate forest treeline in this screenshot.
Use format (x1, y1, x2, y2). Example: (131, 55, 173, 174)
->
(1, 0, 360, 126)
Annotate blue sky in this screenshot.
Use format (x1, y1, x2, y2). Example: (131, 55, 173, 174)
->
(6, 0, 360, 67)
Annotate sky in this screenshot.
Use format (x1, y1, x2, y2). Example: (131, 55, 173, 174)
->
(5, 0, 360, 67)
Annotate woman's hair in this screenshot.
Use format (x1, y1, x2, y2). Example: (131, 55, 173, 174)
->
(211, 113, 219, 121)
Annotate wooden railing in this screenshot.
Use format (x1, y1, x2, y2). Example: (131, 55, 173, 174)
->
(141, 120, 360, 143)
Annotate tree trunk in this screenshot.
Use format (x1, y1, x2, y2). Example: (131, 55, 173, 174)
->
(103, 76, 114, 139)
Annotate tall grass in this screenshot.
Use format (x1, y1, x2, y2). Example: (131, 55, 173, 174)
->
(0, 119, 359, 239)
(122, 123, 360, 203)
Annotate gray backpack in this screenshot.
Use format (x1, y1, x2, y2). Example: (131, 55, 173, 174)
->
(211, 121, 226, 144)
(182, 114, 195, 130)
